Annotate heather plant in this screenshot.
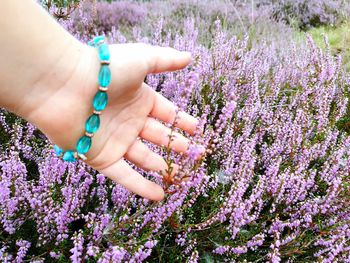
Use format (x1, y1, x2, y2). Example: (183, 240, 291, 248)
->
(308, 22, 350, 71)
(145, 0, 300, 50)
(40, 0, 80, 20)
(1, 1, 350, 263)
(145, 0, 284, 47)
(64, 0, 147, 39)
(65, 0, 298, 52)
(272, 0, 350, 30)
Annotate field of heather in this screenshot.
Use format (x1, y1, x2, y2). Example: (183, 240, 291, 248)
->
(1, 0, 350, 262)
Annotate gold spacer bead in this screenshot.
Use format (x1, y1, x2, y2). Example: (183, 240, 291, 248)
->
(78, 153, 87, 161)
(93, 110, 101, 115)
(99, 86, 108, 92)
(73, 151, 78, 159)
(100, 60, 110, 65)
(97, 39, 104, 46)
(85, 131, 94, 138)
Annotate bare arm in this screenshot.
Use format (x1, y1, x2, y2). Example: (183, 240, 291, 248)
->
(0, 0, 83, 117)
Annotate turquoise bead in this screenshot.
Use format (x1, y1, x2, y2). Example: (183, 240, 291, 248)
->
(76, 136, 92, 154)
(85, 114, 100, 133)
(53, 145, 63, 156)
(98, 65, 111, 87)
(98, 43, 110, 61)
(62, 151, 76, 162)
(93, 91, 108, 111)
(93, 35, 105, 46)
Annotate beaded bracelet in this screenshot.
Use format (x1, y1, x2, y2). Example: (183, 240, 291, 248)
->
(53, 35, 111, 162)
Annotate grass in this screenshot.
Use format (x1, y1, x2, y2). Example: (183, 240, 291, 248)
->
(307, 21, 350, 71)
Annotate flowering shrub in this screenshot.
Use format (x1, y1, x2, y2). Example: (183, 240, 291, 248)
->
(1, 1, 350, 262)
(148, 0, 290, 47)
(39, 0, 80, 20)
(63, 0, 295, 49)
(273, 0, 350, 29)
(65, 0, 147, 38)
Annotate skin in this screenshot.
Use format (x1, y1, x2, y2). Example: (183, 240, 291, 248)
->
(0, 0, 201, 201)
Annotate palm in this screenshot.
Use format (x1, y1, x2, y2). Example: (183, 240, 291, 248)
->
(29, 43, 198, 201)
(95, 82, 156, 167)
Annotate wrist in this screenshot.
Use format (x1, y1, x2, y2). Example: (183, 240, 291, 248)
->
(23, 41, 98, 147)
(0, 0, 93, 123)
(12, 38, 86, 118)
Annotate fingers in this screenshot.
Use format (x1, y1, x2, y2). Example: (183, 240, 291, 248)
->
(124, 139, 168, 172)
(148, 87, 199, 135)
(125, 139, 179, 176)
(140, 117, 190, 154)
(144, 45, 192, 74)
(100, 159, 165, 201)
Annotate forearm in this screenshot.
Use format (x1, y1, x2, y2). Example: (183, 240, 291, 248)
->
(0, 0, 84, 118)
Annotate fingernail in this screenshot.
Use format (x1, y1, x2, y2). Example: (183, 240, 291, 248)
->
(182, 51, 192, 59)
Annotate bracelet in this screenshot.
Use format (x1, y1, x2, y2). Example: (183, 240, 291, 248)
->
(53, 35, 111, 162)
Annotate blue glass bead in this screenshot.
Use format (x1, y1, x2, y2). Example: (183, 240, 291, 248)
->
(93, 35, 105, 46)
(93, 91, 108, 111)
(98, 43, 110, 61)
(98, 65, 111, 87)
(76, 136, 92, 154)
(53, 145, 63, 156)
(87, 40, 94, 47)
(85, 114, 100, 133)
(62, 150, 76, 162)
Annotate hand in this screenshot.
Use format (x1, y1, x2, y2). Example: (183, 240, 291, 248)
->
(24, 42, 198, 201)
(0, 1, 199, 201)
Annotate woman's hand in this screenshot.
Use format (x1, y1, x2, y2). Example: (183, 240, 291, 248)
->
(0, 1, 200, 202)
(24, 43, 198, 201)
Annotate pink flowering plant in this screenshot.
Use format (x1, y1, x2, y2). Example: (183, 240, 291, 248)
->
(1, 1, 350, 262)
